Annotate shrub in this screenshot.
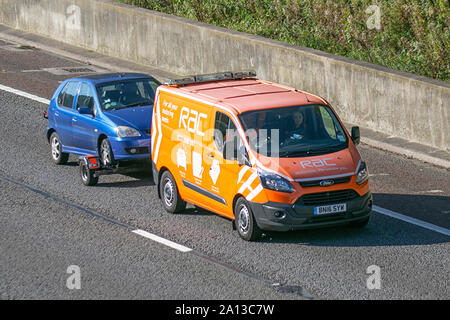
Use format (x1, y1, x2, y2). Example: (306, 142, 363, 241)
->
(120, 0, 449, 81)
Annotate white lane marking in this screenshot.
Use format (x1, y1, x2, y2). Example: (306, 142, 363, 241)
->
(0, 84, 50, 105)
(132, 229, 192, 253)
(373, 205, 450, 237)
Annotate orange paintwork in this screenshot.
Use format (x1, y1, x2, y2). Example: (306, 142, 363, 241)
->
(151, 78, 369, 220)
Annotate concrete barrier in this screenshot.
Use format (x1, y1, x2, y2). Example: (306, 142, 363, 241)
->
(1, 0, 448, 150)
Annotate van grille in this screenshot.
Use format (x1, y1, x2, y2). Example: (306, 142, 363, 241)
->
(298, 189, 358, 206)
(299, 176, 351, 187)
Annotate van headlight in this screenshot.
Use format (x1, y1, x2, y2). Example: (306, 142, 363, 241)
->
(116, 126, 141, 137)
(356, 161, 369, 185)
(258, 169, 295, 193)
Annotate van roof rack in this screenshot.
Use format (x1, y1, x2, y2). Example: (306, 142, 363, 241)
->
(164, 70, 257, 86)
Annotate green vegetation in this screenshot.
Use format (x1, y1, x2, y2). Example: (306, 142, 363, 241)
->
(119, 0, 449, 81)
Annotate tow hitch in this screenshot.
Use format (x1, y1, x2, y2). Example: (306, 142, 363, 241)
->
(78, 155, 143, 186)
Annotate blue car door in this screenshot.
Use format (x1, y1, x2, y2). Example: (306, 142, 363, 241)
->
(55, 81, 79, 148)
(72, 82, 99, 154)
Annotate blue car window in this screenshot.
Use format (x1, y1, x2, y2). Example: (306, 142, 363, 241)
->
(76, 83, 95, 111)
(96, 79, 158, 111)
(58, 81, 79, 109)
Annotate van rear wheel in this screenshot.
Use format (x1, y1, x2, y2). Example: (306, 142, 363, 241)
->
(160, 171, 186, 213)
(235, 197, 262, 241)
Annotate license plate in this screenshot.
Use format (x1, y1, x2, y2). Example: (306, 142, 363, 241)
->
(314, 203, 347, 216)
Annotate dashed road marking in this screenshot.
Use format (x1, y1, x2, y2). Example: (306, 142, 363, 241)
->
(132, 229, 192, 253)
(373, 205, 450, 237)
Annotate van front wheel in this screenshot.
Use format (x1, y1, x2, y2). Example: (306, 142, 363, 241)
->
(235, 197, 262, 241)
(160, 171, 186, 213)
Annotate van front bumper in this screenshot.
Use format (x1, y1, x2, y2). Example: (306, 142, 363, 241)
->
(249, 191, 372, 232)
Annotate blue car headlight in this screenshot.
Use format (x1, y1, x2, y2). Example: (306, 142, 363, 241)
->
(116, 126, 141, 138)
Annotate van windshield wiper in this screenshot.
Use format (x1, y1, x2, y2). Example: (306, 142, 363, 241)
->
(279, 145, 344, 157)
(279, 149, 311, 157)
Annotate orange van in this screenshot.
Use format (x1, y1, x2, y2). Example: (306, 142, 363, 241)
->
(151, 72, 372, 240)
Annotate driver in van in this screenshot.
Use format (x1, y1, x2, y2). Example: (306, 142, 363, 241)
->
(283, 110, 307, 142)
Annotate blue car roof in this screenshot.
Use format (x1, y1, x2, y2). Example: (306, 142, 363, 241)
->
(69, 73, 156, 85)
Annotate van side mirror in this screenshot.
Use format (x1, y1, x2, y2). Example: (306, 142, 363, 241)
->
(237, 145, 251, 166)
(351, 126, 360, 145)
(222, 140, 237, 161)
(223, 141, 250, 166)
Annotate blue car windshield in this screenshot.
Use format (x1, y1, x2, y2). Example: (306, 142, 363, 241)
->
(96, 79, 159, 111)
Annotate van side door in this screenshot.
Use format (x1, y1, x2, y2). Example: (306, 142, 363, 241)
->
(161, 95, 212, 207)
(203, 110, 248, 219)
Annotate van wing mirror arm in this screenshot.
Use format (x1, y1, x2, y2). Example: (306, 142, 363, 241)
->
(351, 126, 360, 145)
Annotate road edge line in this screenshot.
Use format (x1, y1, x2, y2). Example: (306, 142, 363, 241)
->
(0, 84, 50, 104)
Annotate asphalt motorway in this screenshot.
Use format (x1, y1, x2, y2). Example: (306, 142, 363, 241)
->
(0, 37, 449, 300)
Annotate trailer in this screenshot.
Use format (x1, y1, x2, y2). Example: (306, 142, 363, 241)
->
(78, 155, 145, 186)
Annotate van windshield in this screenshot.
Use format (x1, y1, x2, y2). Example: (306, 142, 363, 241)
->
(239, 104, 348, 158)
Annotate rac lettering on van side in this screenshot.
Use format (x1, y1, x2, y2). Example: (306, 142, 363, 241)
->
(300, 158, 336, 168)
(179, 107, 208, 137)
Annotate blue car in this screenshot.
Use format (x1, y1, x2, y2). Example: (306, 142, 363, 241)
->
(46, 73, 160, 166)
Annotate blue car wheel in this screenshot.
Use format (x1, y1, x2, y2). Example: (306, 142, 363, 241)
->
(100, 138, 115, 166)
(50, 132, 69, 165)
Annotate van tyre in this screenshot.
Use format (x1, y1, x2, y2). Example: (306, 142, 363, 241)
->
(50, 132, 69, 165)
(160, 171, 186, 213)
(235, 197, 262, 241)
(80, 161, 99, 186)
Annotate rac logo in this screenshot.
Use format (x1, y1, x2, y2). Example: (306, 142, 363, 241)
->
(179, 107, 208, 137)
(300, 158, 336, 169)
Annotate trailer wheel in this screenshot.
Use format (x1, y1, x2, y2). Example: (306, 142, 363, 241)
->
(80, 161, 99, 186)
(160, 170, 186, 213)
